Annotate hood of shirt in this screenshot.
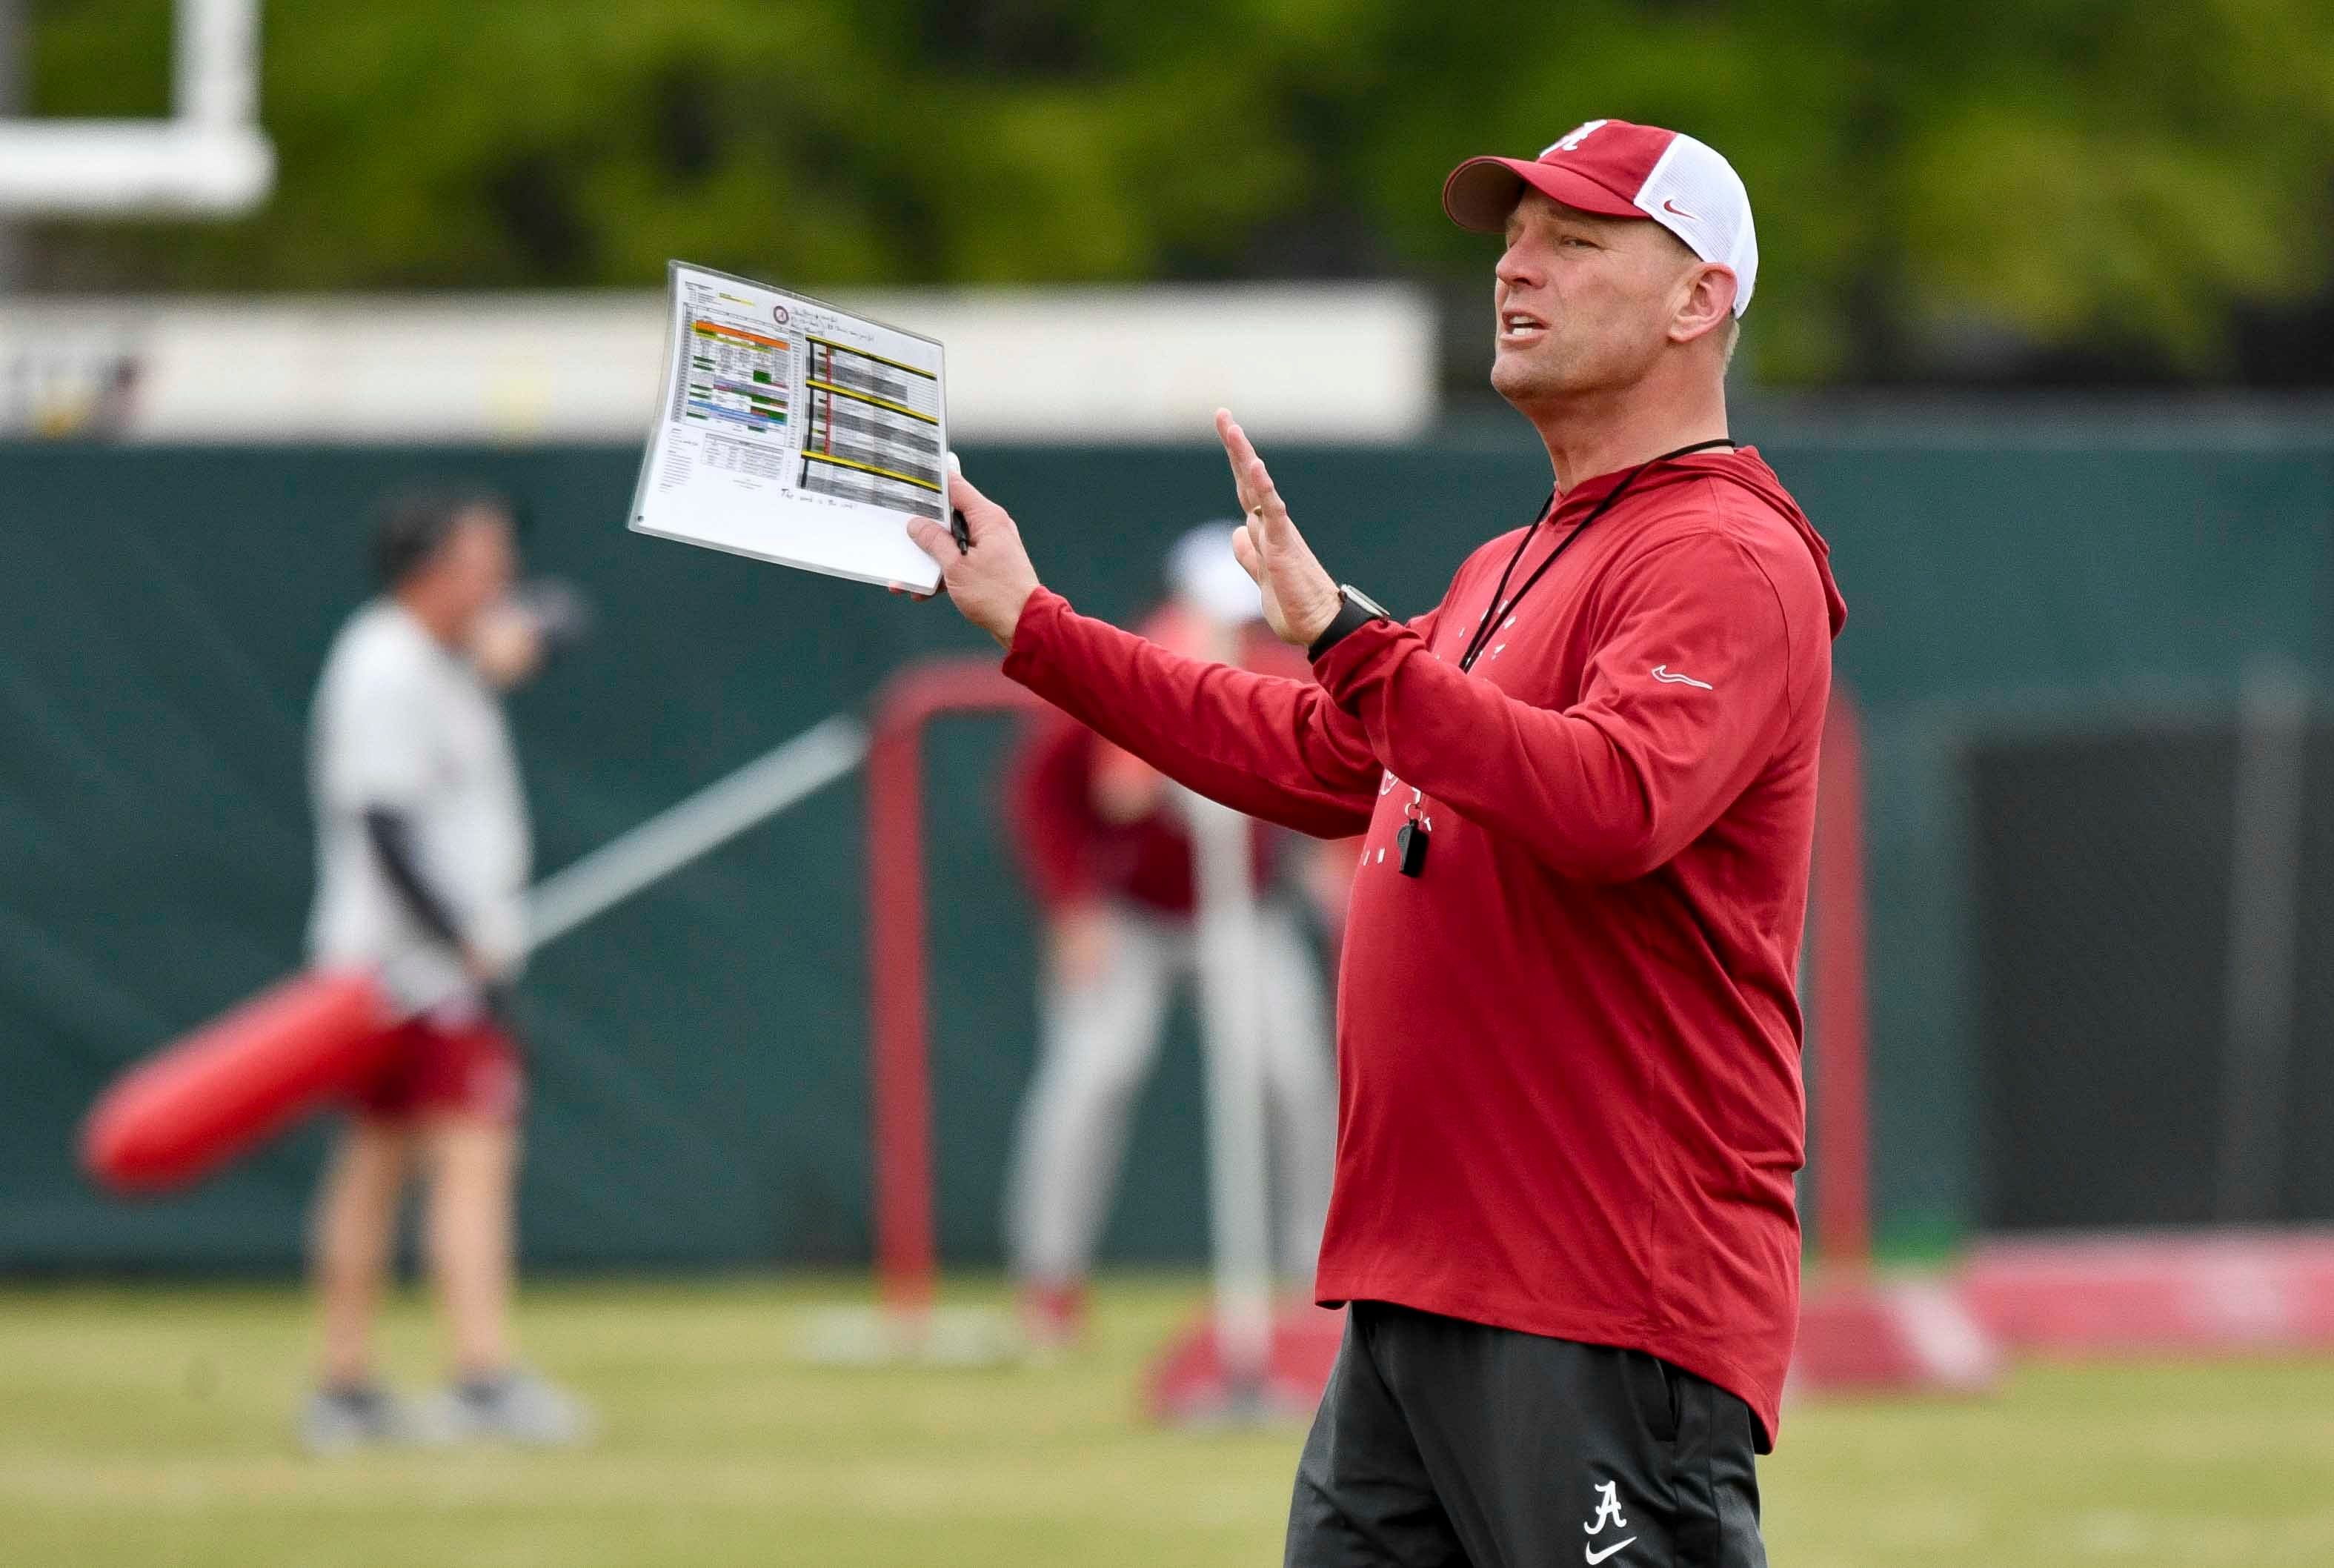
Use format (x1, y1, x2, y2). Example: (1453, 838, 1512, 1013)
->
(1563, 446, 1849, 639)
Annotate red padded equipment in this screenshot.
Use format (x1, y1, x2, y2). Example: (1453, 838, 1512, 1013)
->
(81, 969, 400, 1192)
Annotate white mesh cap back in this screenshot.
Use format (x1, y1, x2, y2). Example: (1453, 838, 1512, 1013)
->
(1632, 133, 1758, 316)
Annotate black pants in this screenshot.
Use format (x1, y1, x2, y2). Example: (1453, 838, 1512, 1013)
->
(1286, 1302, 1767, 1568)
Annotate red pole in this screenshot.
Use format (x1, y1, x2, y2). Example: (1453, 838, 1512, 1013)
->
(867, 715, 934, 1313)
(865, 659, 1045, 1317)
(1812, 685, 1872, 1267)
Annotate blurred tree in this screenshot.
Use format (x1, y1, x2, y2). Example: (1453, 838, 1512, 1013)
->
(23, 0, 2334, 386)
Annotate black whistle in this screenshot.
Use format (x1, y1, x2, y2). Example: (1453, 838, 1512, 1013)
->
(1395, 821, 1429, 877)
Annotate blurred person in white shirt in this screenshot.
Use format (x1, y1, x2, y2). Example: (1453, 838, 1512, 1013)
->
(302, 488, 588, 1451)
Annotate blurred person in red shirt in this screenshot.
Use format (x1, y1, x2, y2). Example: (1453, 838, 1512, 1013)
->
(1005, 525, 1351, 1348)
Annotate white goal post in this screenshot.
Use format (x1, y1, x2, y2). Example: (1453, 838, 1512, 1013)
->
(0, 0, 273, 216)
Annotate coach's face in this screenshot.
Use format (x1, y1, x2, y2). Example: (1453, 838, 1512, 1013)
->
(1489, 189, 1713, 409)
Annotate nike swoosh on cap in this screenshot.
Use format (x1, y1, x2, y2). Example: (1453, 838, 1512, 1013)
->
(1662, 199, 1698, 220)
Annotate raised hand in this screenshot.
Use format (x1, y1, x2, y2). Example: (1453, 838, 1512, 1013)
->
(1216, 409, 1341, 649)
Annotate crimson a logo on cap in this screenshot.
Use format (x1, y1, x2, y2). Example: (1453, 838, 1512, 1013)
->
(1540, 120, 1609, 158)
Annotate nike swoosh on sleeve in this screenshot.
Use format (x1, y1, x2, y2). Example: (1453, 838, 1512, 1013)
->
(1649, 665, 1714, 690)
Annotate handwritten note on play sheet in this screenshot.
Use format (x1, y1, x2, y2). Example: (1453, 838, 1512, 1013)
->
(631, 263, 949, 591)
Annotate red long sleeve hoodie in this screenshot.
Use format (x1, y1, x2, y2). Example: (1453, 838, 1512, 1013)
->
(1003, 446, 1845, 1445)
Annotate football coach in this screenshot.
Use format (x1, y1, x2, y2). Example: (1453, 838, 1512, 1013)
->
(909, 119, 1846, 1567)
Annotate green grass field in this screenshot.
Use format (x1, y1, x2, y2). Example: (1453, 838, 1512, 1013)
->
(2, 1276, 2330, 1567)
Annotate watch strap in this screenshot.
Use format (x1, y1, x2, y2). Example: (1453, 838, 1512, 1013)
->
(1307, 586, 1389, 662)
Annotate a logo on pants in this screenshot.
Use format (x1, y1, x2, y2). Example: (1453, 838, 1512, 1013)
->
(1583, 1479, 1636, 1563)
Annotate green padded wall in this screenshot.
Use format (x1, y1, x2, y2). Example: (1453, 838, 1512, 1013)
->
(1, 424, 2327, 1271)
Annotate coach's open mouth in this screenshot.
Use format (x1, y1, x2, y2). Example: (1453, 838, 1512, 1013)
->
(1500, 310, 1547, 345)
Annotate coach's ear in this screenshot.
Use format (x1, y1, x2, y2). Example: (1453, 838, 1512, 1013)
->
(1669, 264, 1738, 347)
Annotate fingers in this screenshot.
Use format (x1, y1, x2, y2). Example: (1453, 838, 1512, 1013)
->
(1215, 408, 1254, 469)
(1241, 458, 1300, 561)
(886, 581, 935, 602)
(1215, 408, 1257, 513)
(1223, 411, 1260, 496)
(1241, 454, 1283, 520)
(1217, 409, 1296, 545)
(905, 515, 955, 565)
(947, 471, 1010, 543)
(1226, 445, 1281, 572)
(1230, 523, 1263, 584)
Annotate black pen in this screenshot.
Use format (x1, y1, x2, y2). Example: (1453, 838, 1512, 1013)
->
(945, 451, 969, 552)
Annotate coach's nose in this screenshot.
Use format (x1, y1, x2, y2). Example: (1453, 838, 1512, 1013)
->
(1495, 237, 1546, 298)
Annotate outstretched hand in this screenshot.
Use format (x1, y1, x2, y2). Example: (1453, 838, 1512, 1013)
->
(1216, 409, 1341, 649)
(903, 464, 1043, 649)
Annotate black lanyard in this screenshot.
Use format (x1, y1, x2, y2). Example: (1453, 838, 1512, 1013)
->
(1454, 438, 1735, 673)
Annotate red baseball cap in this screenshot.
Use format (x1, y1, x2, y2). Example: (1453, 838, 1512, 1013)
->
(1443, 119, 1759, 316)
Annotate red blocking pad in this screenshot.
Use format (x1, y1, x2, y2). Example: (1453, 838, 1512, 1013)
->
(81, 969, 402, 1192)
(1789, 1269, 2001, 1399)
(1961, 1230, 2334, 1355)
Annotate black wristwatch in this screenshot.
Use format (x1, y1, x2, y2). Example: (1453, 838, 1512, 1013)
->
(1307, 584, 1394, 662)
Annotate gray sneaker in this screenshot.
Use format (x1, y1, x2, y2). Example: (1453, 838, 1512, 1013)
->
(415, 1369, 594, 1447)
(300, 1384, 410, 1454)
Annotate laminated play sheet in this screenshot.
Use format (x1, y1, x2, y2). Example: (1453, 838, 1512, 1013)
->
(631, 263, 950, 591)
